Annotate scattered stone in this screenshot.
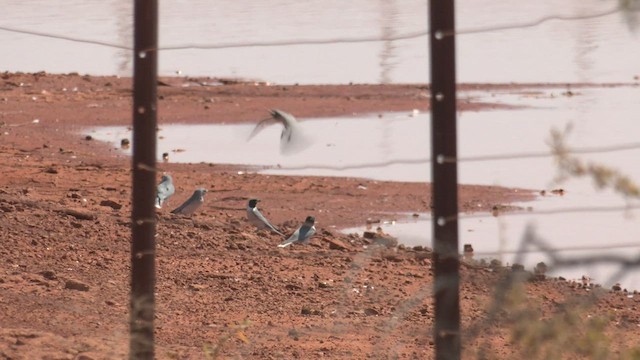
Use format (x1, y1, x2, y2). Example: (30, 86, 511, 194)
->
(301, 306, 322, 316)
(61, 208, 97, 221)
(39, 270, 57, 280)
(44, 167, 58, 174)
(120, 138, 130, 148)
(364, 308, 379, 316)
(64, 279, 90, 292)
(612, 283, 622, 291)
(323, 237, 349, 251)
(288, 328, 300, 340)
(189, 284, 208, 291)
(285, 284, 302, 291)
(383, 253, 403, 262)
(371, 228, 398, 248)
(75, 354, 96, 360)
(100, 200, 122, 210)
(534, 262, 548, 275)
(363, 231, 376, 239)
(317, 281, 332, 289)
(511, 263, 525, 272)
(84, 135, 93, 141)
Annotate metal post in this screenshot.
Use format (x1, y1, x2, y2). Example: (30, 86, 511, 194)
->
(429, 0, 461, 359)
(130, 0, 158, 359)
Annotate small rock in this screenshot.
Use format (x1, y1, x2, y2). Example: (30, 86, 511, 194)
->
(65, 279, 90, 292)
(363, 231, 376, 239)
(75, 354, 96, 360)
(285, 284, 302, 291)
(189, 284, 208, 291)
(100, 200, 122, 210)
(511, 263, 525, 272)
(45, 167, 58, 174)
(323, 237, 349, 251)
(84, 135, 93, 141)
(61, 209, 97, 221)
(612, 283, 622, 291)
(39, 270, 57, 280)
(364, 308, 379, 316)
(534, 262, 548, 275)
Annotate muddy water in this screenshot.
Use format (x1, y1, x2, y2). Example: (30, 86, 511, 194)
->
(88, 85, 640, 288)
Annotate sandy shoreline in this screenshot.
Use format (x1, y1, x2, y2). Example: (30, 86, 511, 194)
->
(2, 72, 639, 359)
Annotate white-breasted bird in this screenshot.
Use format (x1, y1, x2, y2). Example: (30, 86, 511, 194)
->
(247, 199, 284, 236)
(155, 174, 175, 209)
(278, 216, 316, 248)
(248, 109, 310, 154)
(171, 188, 207, 215)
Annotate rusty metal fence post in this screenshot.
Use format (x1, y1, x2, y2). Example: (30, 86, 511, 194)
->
(130, 0, 158, 359)
(429, 0, 461, 359)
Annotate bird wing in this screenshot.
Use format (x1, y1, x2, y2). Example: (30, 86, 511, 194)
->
(171, 194, 197, 214)
(247, 117, 278, 140)
(271, 109, 297, 128)
(252, 208, 284, 236)
(157, 181, 175, 199)
(297, 225, 316, 243)
(278, 223, 315, 247)
(278, 226, 301, 248)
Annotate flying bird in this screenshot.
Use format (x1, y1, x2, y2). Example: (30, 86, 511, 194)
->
(247, 199, 284, 236)
(155, 174, 175, 209)
(247, 109, 311, 154)
(171, 188, 207, 215)
(278, 216, 316, 248)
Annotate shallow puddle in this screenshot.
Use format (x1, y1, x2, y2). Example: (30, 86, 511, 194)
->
(88, 86, 640, 288)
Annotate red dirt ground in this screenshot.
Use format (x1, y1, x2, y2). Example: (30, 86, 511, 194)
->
(1, 72, 639, 359)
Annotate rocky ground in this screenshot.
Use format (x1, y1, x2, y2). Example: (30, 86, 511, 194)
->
(1, 72, 639, 359)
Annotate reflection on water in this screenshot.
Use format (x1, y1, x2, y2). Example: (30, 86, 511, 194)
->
(87, 86, 640, 288)
(114, 1, 133, 74)
(378, 0, 399, 84)
(1, 0, 638, 83)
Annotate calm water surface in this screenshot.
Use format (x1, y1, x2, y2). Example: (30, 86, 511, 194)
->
(1, 0, 638, 84)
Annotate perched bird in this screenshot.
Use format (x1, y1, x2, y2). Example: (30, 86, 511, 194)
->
(278, 216, 316, 248)
(171, 188, 207, 215)
(247, 109, 310, 154)
(247, 199, 284, 236)
(155, 174, 175, 209)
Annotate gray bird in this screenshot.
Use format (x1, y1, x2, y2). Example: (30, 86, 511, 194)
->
(248, 109, 310, 154)
(278, 216, 316, 248)
(171, 188, 207, 215)
(155, 174, 175, 209)
(247, 199, 284, 236)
